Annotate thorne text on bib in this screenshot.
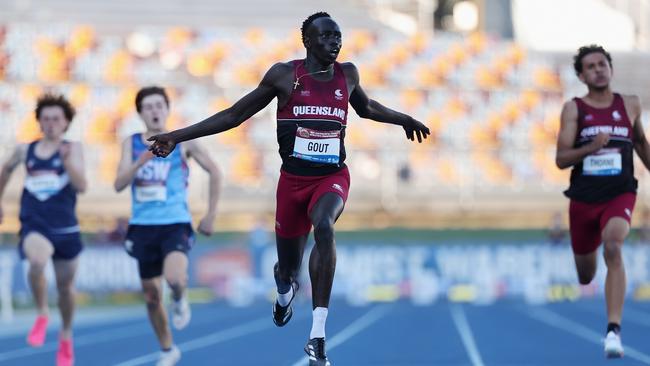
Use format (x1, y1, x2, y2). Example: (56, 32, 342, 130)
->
(583, 149, 622, 176)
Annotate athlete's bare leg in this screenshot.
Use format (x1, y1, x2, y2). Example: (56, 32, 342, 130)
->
(601, 217, 629, 325)
(141, 277, 172, 349)
(23, 232, 54, 316)
(308, 192, 344, 309)
(53, 258, 79, 339)
(163, 251, 188, 301)
(574, 251, 598, 285)
(275, 234, 308, 287)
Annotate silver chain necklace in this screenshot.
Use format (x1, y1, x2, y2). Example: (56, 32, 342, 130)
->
(293, 65, 333, 90)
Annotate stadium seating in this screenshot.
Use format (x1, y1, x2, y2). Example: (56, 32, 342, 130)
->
(0, 22, 589, 216)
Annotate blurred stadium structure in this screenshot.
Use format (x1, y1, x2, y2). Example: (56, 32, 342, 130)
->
(0, 0, 650, 231)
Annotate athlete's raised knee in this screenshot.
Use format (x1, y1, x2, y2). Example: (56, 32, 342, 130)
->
(143, 287, 162, 310)
(165, 275, 186, 292)
(56, 282, 75, 297)
(313, 219, 335, 245)
(603, 241, 623, 265)
(603, 229, 627, 245)
(28, 258, 49, 273)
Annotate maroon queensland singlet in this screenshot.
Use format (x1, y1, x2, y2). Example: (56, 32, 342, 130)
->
(564, 93, 637, 203)
(276, 60, 349, 176)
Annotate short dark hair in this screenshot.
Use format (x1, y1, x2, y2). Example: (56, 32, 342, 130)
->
(573, 44, 612, 75)
(135, 86, 169, 113)
(301, 12, 331, 45)
(35, 93, 75, 122)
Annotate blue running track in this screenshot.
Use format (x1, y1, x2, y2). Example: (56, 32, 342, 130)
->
(1, 298, 650, 365)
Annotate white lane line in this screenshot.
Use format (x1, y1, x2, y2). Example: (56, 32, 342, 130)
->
(289, 304, 393, 366)
(0, 307, 145, 339)
(0, 307, 235, 362)
(576, 301, 650, 328)
(527, 306, 650, 365)
(0, 323, 149, 362)
(114, 314, 288, 366)
(449, 304, 485, 366)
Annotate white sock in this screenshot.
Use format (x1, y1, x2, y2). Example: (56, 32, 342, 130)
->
(277, 286, 294, 307)
(310, 307, 328, 339)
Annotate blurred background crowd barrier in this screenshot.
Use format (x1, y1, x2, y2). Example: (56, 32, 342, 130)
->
(2, 231, 650, 318)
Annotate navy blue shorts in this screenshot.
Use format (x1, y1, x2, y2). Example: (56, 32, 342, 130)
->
(125, 223, 194, 279)
(19, 225, 83, 260)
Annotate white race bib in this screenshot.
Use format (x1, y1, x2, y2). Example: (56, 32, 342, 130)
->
(25, 172, 68, 201)
(135, 185, 167, 202)
(292, 127, 341, 164)
(583, 149, 622, 176)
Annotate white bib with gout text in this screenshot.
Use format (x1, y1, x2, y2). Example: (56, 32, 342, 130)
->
(292, 127, 341, 165)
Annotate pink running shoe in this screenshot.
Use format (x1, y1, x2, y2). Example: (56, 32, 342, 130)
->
(26, 315, 48, 347)
(56, 338, 74, 366)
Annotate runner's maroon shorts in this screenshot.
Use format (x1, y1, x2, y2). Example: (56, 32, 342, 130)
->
(275, 166, 351, 238)
(569, 192, 636, 255)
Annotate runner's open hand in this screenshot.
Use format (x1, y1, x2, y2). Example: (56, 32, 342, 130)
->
(403, 118, 430, 143)
(148, 134, 177, 157)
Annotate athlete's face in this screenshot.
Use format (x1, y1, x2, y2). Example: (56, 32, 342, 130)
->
(38, 106, 69, 139)
(305, 18, 342, 65)
(578, 52, 612, 90)
(139, 94, 169, 132)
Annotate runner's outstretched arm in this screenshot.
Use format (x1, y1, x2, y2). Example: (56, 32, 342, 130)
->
(345, 63, 430, 143)
(148, 64, 286, 157)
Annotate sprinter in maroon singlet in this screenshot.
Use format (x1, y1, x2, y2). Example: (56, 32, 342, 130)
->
(148, 12, 429, 365)
(556, 45, 650, 359)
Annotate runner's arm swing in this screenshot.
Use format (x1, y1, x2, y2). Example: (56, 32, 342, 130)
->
(631, 96, 650, 170)
(556, 100, 609, 169)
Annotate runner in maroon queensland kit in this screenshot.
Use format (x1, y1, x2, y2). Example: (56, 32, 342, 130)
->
(148, 12, 429, 365)
(556, 45, 650, 359)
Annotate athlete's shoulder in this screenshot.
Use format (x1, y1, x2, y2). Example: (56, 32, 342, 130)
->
(65, 140, 83, 148)
(18, 142, 34, 155)
(119, 133, 139, 149)
(619, 93, 641, 120)
(338, 62, 359, 81)
(261, 61, 295, 86)
(561, 99, 578, 111)
(4, 143, 28, 168)
(15, 143, 29, 158)
(619, 93, 641, 107)
(338, 62, 359, 72)
(273, 60, 296, 69)
(267, 61, 295, 76)
(560, 99, 579, 124)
